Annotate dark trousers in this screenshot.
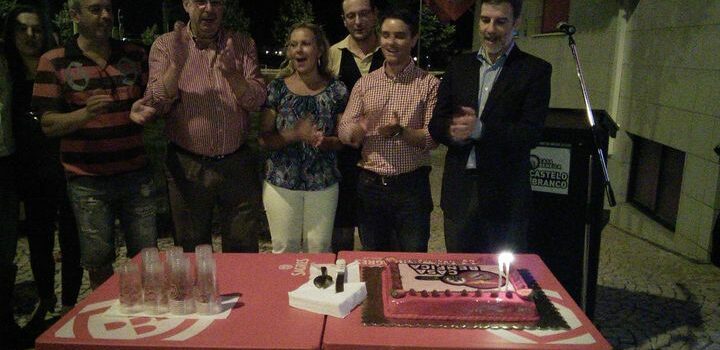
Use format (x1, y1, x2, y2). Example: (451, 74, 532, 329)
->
(443, 177, 528, 253)
(166, 144, 263, 253)
(0, 155, 18, 272)
(332, 148, 362, 253)
(17, 155, 82, 306)
(23, 195, 82, 306)
(0, 155, 19, 334)
(356, 167, 432, 252)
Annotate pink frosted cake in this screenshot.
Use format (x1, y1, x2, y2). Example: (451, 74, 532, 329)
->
(381, 257, 539, 322)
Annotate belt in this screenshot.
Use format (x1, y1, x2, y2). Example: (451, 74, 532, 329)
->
(169, 142, 244, 162)
(360, 167, 429, 186)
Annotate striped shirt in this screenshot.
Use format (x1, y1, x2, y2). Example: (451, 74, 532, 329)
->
(32, 37, 148, 176)
(146, 27, 266, 156)
(339, 62, 439, 176)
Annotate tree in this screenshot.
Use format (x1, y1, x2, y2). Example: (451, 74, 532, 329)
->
(53, 2, 74, 44)
(418, 5, 456, 70)
(0, 0, 17, 32)
(381, 0, 457, 70)
(272, 0, 314, 46)
(223, 0, 250, 34)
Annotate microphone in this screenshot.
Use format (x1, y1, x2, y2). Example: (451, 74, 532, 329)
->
(556, 22, 576, 35)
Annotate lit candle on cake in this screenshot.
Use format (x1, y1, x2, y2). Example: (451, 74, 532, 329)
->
(497, 252, 514, 292)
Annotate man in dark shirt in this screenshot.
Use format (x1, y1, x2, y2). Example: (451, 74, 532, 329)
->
(327, 0, 384, 252)
(429, 0, 552, 253)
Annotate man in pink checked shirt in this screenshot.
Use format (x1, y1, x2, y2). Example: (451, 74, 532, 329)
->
(338, 9, 439, 252)
(134, 0, 266, 253)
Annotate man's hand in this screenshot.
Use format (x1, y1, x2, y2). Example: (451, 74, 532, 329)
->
(85, 94, 114, 119)
(378, 112, 403, 138)
(218, 37, 248, 97)
(345, 115, 370, 148)
(449, 106, 477, 142)
(163, 21, 190, 98)
(129, 96, 157, 125)
(171, 21, 190, 69)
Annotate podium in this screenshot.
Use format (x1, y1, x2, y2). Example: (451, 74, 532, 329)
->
(527, 108, 617, 319)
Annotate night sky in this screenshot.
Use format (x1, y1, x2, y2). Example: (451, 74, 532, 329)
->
(26, 0, 473, 68)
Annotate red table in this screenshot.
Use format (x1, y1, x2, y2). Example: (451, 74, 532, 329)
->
(323, 252, 612, 350)
(36, 253, 336, 350)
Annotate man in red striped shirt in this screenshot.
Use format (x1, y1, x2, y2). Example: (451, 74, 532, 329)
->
(33, 0, 157, 288)
(338, 9, 439, 252)
(139, 0, 266, 253)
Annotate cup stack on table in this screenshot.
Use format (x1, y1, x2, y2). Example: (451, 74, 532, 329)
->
(116, 244, 221, 316)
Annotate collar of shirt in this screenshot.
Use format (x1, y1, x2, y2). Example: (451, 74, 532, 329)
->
(335, 35, 381, 56)
(187, 24, 226, 49)
(382, 59, 418, 82)
(476, 41, 514, 67)
(64, 34, 123, 61)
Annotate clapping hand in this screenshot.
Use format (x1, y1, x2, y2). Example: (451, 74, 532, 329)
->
(129, 96, 157, 125)
(378, 112, 403, 138)
(345, 115, 370, 148)
(172, 21, 190, 68)
(85, 94, 113, 119)
(449, 106, 477, 142)
(294, 113, 322, 146)
(218, 37, 248, 95)
(163, 21, 190, 98)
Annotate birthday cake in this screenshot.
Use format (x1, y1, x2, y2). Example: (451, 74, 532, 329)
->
(381, 257, 539, 322)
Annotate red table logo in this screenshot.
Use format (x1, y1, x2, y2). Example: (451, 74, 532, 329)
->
(55, 300, 214, 341)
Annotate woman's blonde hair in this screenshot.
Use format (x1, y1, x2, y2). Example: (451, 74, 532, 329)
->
(277, 22, 333, 80)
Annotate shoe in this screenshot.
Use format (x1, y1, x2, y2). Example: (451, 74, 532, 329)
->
(58, 305, 74, 317)
(23, 297, 57, 336)
(1, 265, 33, 349)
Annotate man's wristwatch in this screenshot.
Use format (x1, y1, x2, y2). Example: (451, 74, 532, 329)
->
(391, 126, 404, 138)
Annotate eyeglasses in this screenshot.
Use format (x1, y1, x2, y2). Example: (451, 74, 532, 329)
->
(342, 9, 373, 22)
(82, 5, 113, 16)
(192, 0, 224, 7)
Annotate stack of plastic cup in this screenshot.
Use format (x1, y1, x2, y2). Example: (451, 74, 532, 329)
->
(116, 261, 142, 314)
(141, 247, 168, 314)
(166, 245, 184, 264)
(194, 244, 220, 314)
(167, 248, 195, 315)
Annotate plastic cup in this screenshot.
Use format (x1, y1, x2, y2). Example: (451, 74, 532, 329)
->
(194, 258, 220, 315)
(116, 262, 142, 314)
(168, 256, 195, 315)
(195, 244, 213, 262)
(142, 259, 168, 314)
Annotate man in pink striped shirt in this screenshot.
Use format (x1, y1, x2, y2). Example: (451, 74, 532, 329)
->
(139, 0, 266, 253)
(338, 9, 439, 252)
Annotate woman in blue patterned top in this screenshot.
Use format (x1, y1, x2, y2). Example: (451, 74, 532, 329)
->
(260, 23, 348, 253)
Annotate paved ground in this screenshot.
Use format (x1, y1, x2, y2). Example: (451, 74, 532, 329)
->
(11, 147, 720, 349)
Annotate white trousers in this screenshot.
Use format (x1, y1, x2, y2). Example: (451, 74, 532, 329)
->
(263, 181, 339, 253)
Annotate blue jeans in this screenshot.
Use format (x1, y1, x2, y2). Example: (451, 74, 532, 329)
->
(67, 169, 158, 270)
(356, 167, 433, 252)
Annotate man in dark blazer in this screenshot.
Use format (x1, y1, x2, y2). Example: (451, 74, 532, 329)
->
(429, 0, 551, 253)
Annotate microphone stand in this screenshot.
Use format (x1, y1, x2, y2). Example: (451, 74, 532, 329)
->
(565, 33, 616, 208)
(563, 30, 616, 313)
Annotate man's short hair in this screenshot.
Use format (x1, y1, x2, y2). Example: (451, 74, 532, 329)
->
(342, 0, 377, 14)
(480, 0, 523, 20)
(381, 8, 419, 37)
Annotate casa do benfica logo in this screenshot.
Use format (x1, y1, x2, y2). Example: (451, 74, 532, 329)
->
(55, 300, 214, 341)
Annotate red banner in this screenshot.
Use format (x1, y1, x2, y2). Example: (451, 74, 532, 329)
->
(425, 0, 475, 21)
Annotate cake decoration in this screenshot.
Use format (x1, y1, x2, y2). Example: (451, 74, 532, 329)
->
(361, 257, 570, 330)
